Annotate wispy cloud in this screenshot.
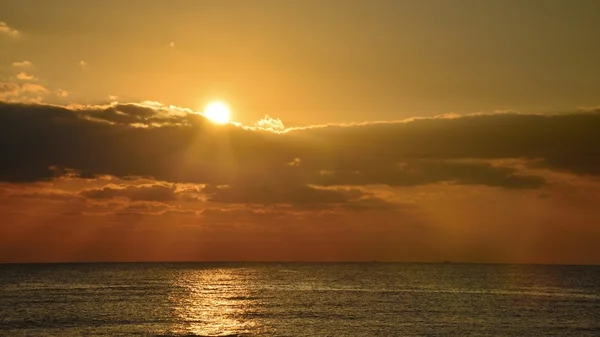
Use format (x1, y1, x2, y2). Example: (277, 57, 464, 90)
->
(12, 60, 32, 68)
(255, 115, 286, 131)
(15, 72, 37, 81)
(20, 83, 47, 93)
(0, 82, 49, 103)
(55, 89, 69, 98)
(0, 22, 18, 36)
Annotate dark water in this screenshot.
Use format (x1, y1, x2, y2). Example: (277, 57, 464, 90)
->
(1, 263, 600, 336)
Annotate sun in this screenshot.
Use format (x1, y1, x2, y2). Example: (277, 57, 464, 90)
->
(204, 101, 231, 124)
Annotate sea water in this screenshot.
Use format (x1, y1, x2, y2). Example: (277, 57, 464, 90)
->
(1, 263, 600, 336)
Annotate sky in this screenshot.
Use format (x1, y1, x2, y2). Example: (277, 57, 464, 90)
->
(1, 0, 600, 263)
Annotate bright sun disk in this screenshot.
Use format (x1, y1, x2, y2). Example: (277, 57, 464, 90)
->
(204, 101, 231, 124)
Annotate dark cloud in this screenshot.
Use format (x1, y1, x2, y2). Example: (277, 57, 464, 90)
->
(81, 102, 189, 126)
(291, 112, 600, 176)
(160, 208, 199, 216)
(312, 160, 545, 189)
(203, 181, 407, 211)
(9, 189, 79, 201)
(199, 208, 289, 224)
(79, 184, 177, 202)
(206, 183, 363, 205)
(115, 203, 170, 215)
(2, 102, 599, 205)
(341, 197, 416, 212)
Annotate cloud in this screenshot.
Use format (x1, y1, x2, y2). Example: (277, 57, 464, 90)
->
(21, 83, 46, 93)
(312, 160, 545, 189)
(0, 83, 20, 98)
(55, 90, 69, 98)
(74, 102, 189, 126)
(112, 202, 173, 216)
(286, 157, 301, 167)
(16, 72, 37, 81)
(77, 181, 204, 203)
(199, 208, 288, 224)
(79, 184, 178, 202)
(79, 60, 86, 67)
(0, 83, 48, 103)
(9, 189, 79, 201)
(255, 115, 285, 131)
(341, 196, 410, 211)
(202, 180, 412, 211)
(206, 182, 363, 205)
(1, 101, 599, 210)
(12, 61, 32, 68)
(0, 22, 18, 36)
(0, 83, 47, 95)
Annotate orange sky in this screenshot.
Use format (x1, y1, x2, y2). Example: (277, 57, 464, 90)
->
(1, 1, 600, 263)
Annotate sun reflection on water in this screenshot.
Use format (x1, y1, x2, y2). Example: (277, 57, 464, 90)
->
(168, 267, 264, 336)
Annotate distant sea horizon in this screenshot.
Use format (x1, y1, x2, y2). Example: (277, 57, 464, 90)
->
(1, 260, 598, 266)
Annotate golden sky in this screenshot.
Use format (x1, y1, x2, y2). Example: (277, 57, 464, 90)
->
(1, 1, 600, 263)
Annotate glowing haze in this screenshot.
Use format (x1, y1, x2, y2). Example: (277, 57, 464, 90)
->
(1, 1, 600, 264)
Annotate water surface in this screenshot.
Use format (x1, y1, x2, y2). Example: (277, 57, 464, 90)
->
(1, 263, 600, 336)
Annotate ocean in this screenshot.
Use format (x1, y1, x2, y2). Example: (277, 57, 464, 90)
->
(1, 263, 599, 336)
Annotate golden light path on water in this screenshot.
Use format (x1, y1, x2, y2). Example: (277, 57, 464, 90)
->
(169, 268, 265, 336)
